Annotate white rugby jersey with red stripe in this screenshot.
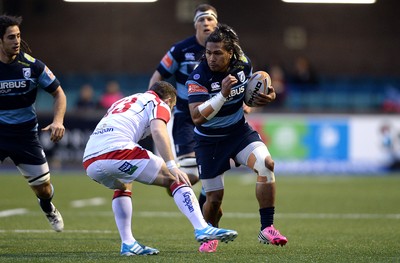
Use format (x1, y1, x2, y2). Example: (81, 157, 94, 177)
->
(83, 90, 171, 161)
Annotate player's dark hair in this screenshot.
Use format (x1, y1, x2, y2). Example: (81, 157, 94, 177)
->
(149, 81, 177, 101)
(194, 4, 218, 17)
(0, 15, 32, 54)
(206, 23, 244, 60)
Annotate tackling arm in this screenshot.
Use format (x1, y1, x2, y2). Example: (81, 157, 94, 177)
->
(150, 118, 175, 163)
(150, 118, 191, 185)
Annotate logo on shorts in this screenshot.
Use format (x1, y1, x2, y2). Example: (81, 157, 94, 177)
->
(118, 161, 138, 175)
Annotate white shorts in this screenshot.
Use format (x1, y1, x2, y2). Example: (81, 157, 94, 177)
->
(83, 146, 163, 189)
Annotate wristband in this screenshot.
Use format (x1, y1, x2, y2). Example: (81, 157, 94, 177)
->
(198, 92, 227, 120)
(166, 160, 178, 170)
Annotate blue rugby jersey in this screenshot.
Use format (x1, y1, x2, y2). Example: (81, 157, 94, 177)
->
(156, 36, 204, 113)
(0, 52, 60, 133)
(187, 55, 253, 136)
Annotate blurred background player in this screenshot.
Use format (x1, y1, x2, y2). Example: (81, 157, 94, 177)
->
(187, 24, 288, 250)
(148, 4, 218, 217)
(83, 81, 237, 256)
(0, 15, 66, 232)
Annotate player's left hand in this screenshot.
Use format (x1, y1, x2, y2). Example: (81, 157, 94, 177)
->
(42, 122, 65, 143)
(253, 86, 276, 106)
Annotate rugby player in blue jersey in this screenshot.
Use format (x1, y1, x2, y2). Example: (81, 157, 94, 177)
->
(0, 15, 66, 232)
(187, 24, 288, 248)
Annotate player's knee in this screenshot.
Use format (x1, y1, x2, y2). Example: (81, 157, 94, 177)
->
(256, 164, 275, 183)
(265, 157, 274, 172)
(206, 190, 223, 205)
(19, 163, 51, 187)
(253, 147, 275, 183)
(31, 181, 53, 199)
(27, 172, 51, 186)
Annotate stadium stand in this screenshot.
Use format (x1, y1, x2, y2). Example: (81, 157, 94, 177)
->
(35, 74, 400, 114)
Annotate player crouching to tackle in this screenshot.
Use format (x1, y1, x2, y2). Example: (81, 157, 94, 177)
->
(82, 81, 237, 256)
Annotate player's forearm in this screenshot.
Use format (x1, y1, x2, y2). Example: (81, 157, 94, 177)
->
(153, 131, 174, 162)
(150, 121, 175, 163)
(52, 86, 67, 124)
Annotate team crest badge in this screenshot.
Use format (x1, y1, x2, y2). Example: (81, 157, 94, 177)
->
(237, 71, 245, 83)
(23, 68, 31, 79)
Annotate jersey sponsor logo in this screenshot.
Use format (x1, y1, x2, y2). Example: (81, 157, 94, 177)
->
(92, 127, 114, 135)
(23, 68, 31, 79)
(184, 52, 196, 61)
(0, 80, 27, 93)
(188, 83, 207, 94)
(237, 71, 245, 83)
(182, 191, 194, 212)
(23, 53, 36, 63)
(118, 161, 138, 175)
(228, 85, 245, 99)
(161, 53, 173, 69)
(211, 82, 220, 91)
(44, 66, 55, 80)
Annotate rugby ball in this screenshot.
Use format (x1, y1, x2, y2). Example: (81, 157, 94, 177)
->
(244, 71, 272, 107)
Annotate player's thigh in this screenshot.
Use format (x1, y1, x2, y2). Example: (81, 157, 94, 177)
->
(194, 138, 231, 180)
(86, 149, 163, 189)
(3, 133, 51, 186)
(172, 112, 195, 156)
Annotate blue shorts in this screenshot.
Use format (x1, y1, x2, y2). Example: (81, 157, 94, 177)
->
(0, 132, 47, 166)
(194, 123, 262, 180)
(172, 111, 195, 157)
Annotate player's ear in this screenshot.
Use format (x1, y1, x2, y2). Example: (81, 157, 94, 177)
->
(163, 96, 171, 105)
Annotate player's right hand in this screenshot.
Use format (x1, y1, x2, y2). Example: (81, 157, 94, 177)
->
(169, 167, 192, 187)
(221, 74, 238, 97)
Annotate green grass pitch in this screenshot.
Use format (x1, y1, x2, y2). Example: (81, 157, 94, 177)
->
(1, 170, 399, 262)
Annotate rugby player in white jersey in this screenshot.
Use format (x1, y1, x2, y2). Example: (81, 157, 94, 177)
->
(83, 81, 237, 256)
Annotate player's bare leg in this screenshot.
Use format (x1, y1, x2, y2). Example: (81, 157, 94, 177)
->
(31, 180, 64, 232)
(255, 158, 287, 246)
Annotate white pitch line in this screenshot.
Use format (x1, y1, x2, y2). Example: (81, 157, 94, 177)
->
(1, 209, 399, 220)
(0, 229, 117, 234)
(0, 208, 28, 217)
(70, 197, 106, 208)
(136, 211, 400, 220)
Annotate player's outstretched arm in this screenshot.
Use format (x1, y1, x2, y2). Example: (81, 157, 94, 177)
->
(150, 119, 191, 186)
